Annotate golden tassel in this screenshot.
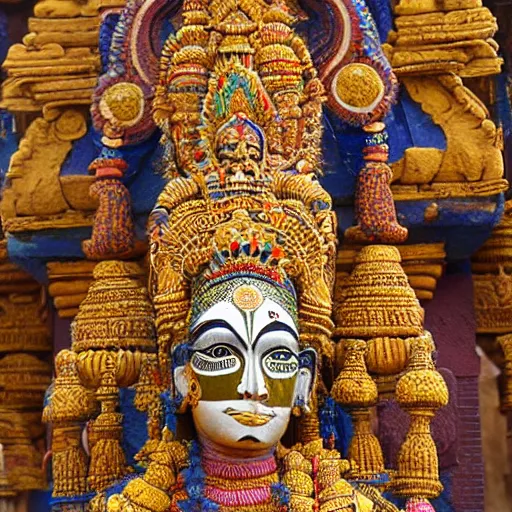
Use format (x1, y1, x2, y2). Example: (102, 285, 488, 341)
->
(87, 412, 128, 492)
(348, 409, 385, 480)
(393, 332, 448, 500)
(331, 339, 385, 480)
(52, 425, 88, 496)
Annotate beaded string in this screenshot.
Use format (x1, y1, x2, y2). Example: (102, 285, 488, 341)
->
(176, 438, 290, 511)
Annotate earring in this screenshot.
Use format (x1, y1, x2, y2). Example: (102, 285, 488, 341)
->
(185, 364, 201, 410)
(292, 396, 306, 417)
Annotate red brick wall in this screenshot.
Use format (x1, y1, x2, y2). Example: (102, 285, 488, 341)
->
(452, 376, 485, 512)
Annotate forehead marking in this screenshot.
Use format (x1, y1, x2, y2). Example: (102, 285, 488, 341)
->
(232, 284, 264, 311)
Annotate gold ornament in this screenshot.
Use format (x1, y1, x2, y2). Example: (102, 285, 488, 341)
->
(67, 261, 156, 492)
(100, 83, 145, 128)
(72, 260, 155, 352)
(333, 63, 385, 110)
(232, 284, 264, 311)
(335, 245, 424, 339)
(43, 349, 96, 496)
(331, 340, 385, 481)
(393, 332, 449, 499)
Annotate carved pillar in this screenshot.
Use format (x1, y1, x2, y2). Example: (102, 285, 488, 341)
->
(473, 199, 512, 510)
(0, 241, 52, 505)
(498, 335, 512, 411)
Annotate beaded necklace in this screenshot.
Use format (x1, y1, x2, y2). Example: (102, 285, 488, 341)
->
(178, 439, 290, 512)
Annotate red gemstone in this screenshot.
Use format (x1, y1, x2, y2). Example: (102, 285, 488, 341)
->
(271, 247, 284, 259)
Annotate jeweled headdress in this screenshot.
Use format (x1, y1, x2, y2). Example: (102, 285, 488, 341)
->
(149, 0, 337, 381)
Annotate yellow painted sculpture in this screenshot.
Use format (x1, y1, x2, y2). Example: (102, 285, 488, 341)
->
(386, 0, 507, 201)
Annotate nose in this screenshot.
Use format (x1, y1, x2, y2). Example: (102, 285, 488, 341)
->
(233, 140, 247, 161)
(237, 353, 269, 402)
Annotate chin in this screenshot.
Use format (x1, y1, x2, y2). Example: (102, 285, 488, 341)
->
(192, 400, 291, 453)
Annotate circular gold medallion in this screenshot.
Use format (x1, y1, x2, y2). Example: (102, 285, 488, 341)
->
(232, 284, 264, 311)
(333, 63, 384, 112)
(100, 82, 145, 127)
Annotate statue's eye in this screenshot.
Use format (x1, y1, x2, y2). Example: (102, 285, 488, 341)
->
(262, 348, 299, 379)
(191, 344, 242, 376)
(206, 345, 233, 358)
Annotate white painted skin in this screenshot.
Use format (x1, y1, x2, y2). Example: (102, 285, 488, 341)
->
(192, 401, 293, 452)
(175, 297, 315, 454)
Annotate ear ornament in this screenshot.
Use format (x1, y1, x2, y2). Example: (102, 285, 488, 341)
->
(176, 363, 202, 413)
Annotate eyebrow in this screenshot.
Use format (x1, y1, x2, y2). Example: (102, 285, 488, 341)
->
(191, 320, 298, 349)
(191, 320, 248, 348)
(253, 322, 298, 346)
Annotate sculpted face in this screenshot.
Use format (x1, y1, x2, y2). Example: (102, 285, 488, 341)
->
(174, 278, 316, 453)
(215, 113, 265, 181)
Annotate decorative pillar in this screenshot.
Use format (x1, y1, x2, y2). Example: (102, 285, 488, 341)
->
(0, 240, 52, 505)
(472, 199, 512, 510)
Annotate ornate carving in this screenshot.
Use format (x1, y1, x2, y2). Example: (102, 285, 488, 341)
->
(1, 43, 100, 113)
(333, 245, 447, 503)
(336, 243, 446, 301)
(335, 246, 424, 339)
(497, 334, 512, 412)
(392, 75, 503, 185)
(0, 0, 105, 235)
(387, 5, 502, 76)
(386, 0, 505, 198)
(0, 240, 52, 500)
(63, 261, 155, 493)
(1, 110, 87, 228)
(473, 201, 512, 334)
(474, 269, 512, 334)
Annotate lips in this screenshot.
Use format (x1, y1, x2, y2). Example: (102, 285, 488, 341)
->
(224, 407, 276, 427)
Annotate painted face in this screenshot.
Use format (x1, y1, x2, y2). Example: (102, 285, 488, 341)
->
(175, 279, 316, 453)
(215, 114, 264, 180)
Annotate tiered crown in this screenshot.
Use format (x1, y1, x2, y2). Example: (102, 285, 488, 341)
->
(149, 0, 336, 360)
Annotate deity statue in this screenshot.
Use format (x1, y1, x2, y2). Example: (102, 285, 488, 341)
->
(40, 1, 450, 511)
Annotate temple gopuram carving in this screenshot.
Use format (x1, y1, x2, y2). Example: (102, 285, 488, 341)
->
(1, 0, 512, 510)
